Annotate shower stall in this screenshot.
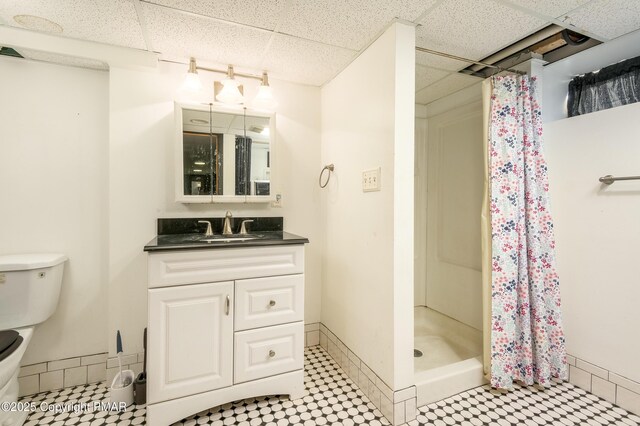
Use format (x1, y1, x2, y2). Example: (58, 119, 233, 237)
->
(414, 94, 486, 405)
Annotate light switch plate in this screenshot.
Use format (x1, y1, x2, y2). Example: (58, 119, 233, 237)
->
(362, 168, 381, 192)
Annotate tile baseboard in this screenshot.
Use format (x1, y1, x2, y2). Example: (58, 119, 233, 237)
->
(318, 323, 416, 425)
(18, 321, 325, 398)
(568, 353, 640, 415)
(18, 351, 144, 397)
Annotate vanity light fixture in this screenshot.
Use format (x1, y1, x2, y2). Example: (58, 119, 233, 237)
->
(252, 72, 278, 110)
(182, 57, 203, 92)
(215, 65, 244, 104)
(179, 58, 278, 110)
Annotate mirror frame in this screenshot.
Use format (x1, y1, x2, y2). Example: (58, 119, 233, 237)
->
(174, 101, 276, 204)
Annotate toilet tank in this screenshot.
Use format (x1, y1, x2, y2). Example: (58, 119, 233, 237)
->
(0, 254, 67, 330)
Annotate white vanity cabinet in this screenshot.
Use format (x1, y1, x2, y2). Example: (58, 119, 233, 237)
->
(146, 245, 306, 426)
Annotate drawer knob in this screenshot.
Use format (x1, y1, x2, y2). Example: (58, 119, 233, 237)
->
(268, 300, 276, 307)
(269, 350, 276, 358)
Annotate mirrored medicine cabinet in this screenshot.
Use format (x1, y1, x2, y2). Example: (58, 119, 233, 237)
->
(174, 102, 275, 203)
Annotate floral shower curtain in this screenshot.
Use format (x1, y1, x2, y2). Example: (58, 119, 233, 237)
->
(485, 75, 567, 389)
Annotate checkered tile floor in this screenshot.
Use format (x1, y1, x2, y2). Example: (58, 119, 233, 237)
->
(19, 346, 640, 426)
(411, 382, 640, 426)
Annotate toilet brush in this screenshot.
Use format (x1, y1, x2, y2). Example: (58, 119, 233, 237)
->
(110, 330, 134, 407)
(116, 330, 124, 387)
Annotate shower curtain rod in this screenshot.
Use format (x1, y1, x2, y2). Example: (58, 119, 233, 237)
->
(415, 46, 527, 76)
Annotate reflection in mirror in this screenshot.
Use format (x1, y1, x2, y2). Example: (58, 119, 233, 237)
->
(179, 104, 272, 200)
(244, 115, 271, 196)
(182, 132, 222, 195)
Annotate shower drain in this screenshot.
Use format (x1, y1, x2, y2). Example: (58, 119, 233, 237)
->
(414, 349, 423, 357)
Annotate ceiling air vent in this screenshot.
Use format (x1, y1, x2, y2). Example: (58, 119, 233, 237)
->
(459, 25, 601, 78)
(0, 47, 23, 58)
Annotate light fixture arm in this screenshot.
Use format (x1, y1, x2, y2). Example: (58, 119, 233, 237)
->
(188, 57, 198, 74)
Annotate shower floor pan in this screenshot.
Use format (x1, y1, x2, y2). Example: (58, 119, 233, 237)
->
(414, 307, 486, 406)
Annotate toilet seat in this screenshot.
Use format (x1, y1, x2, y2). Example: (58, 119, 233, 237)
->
(0, 330, 22, 362)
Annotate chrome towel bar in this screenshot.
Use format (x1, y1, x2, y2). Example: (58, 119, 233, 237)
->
(599, 174, 640, 185)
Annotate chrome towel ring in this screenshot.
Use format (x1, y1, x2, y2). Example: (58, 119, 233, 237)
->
(319, 164, 334, 188)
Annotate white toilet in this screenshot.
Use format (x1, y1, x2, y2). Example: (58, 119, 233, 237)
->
(0, 254, 67, 426)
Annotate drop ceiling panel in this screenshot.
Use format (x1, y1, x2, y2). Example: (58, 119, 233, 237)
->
(262, 34, 358, 86)
(416, 50, 471, 71)
(17, 48, 109, 70)
(143, 3, 271, 70)
(279, 0, 438, 51)
(416, 0, 547, 62)
(501, 0, 592, 19)
(144, 0, 285, 30)
(563, 0, 640, 40)
(0, 0, 146, 49)
(415, 65, 451, 92)
(415, 73, 482, 105)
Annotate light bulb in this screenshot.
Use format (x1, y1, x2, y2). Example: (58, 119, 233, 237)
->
(252, 85, 278, 110)
(183, 72, 202, 92)
(216, 77, 244, 104)
(252, 72, 277, 110)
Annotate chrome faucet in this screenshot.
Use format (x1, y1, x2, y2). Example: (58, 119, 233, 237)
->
(197, 220, 213, 237)
(239, 220, 254, 235)
(222, 211, 233, 236)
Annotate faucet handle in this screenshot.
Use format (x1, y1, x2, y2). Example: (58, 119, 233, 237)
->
(197, 220, 213, 237)
(239, 220, 254, 235)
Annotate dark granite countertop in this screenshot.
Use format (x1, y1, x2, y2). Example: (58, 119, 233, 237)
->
(144, 231, 309, 252)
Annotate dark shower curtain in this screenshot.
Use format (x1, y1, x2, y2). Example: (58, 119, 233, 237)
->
(235, 135, 252, 195)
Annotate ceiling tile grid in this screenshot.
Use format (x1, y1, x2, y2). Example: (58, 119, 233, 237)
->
(0, 0, 147, 50)
(142, 3, 272, 71)
(261, 33, 358, 86)
(415, 49, 472, 72)
(143, 0, 285, 31)
(498, 0, 592, 21)
(416, 0, 548, 63)
(277, 0, 439, 51)
(415, 72, 482, 104)
(560, 0, 640, 40)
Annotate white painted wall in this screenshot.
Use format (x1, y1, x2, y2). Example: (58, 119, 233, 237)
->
(108, 61, 323, 355)
(321, 22, 415, 390)
(0, 56, 108, 364)
(546, 102, 640, 384)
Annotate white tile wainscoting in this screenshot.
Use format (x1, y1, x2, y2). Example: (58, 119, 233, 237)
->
(318, 323, 417, 426)
(568, 353, 640, 415)
(17, 323, 324, 398)
(17, 352, 144, 397)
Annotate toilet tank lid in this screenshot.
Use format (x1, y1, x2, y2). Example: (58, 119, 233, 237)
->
(0, 254, 67, 272)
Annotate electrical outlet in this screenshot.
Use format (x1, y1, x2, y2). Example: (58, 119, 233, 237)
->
(362, 168, 381, 192)
(271, 193, 282, 208)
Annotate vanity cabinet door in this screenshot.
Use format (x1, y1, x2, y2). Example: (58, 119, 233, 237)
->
(148, 281, 233, 404)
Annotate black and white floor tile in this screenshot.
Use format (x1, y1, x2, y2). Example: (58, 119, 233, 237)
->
(411, 381, 640, 426)
(19, 346, 640, 426)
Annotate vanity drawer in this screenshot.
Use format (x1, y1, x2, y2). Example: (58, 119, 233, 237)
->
(148, 245, 304, 288)
(235, 275, 304, 331)
(234, 322, 304, 384)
